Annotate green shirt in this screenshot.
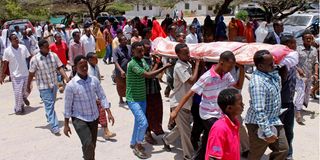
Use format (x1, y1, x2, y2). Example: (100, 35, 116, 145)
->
(126, 57, 150, 102)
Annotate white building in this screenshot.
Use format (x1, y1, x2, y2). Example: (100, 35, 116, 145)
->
(125, 0, 214, 18)
(173, 0, 213, 16)
(125, 4, 161, 18)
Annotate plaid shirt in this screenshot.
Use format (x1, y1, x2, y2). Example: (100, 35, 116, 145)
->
(64, 74, 110, 122)
(29, 52, 63, 90)
(245, 70, 282, 137)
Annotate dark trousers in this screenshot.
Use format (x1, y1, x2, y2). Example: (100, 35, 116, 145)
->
(280, 102, 295, 157)
(190, 102, 204, 151)
(246, 124, 289, 160)
(72, 117, 99, 160)
(193, 117, 218, 160)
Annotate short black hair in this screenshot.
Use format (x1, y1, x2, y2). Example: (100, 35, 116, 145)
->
(38, 39, 49, 48)
(217, 88, 240, 114)
(131, 41, 144, 50)
(116, 28, 123, 34)
(9, 33, 17, 40)
(302, 29, 313, 38)
(175, 43, 188, 54)
(280, 35, 295, 45)
(74, 55, 87, 66)
(86, 52, 96, 59)
(189, 25, 196, 29)
(254, 50, 270, 66)
(220, 51, 236, 62)
(14, 26, 19, 29)
(273, 20, 283, 28)
(141, 39, 151, 45)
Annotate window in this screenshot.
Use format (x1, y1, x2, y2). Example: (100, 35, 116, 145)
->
(185, 3, 190, 10)
(208, 6, 213, 10)
(143, 6, 146, 10)
(198, 4, 202, 10)
(149, 5, 152, 10)
(137, 5, 139, 11)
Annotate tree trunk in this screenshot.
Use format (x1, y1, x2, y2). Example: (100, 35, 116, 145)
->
(215, 0, 233, 22)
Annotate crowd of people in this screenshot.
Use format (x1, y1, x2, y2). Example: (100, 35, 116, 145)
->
(0, 13, 319, 160)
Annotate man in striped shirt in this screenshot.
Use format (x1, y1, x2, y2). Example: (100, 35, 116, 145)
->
(245, 50, 288, 160)
(170, 51, 245, 160)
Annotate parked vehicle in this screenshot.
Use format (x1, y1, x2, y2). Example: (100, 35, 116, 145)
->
(2, 19, 34, 34)
(283, 12, 319, 45)
(235, 3, 266, 20)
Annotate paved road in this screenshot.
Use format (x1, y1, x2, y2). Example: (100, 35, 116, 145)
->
(0, 59, 319, 160)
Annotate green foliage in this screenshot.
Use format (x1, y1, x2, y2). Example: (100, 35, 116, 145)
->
(5, 0, 26, 19)
(235, 10, 248, 21)
(106, 2, 133, 15)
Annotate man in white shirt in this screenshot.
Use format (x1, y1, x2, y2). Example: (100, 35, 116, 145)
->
(0, 34, 31, 114)
(186, 25, 198, 44)
(80, 27, 96, 55)
(35, 22, 43, 41)
(123, 20, 133, 40)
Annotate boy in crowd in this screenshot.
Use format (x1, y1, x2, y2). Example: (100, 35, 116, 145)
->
(126, 42, 171, 159)
(87, 52, 116, 140)
(63, 55, 115, 160)
(205, 88, 244, 160)
(170, 51, 244, 160)
(162, 43, 200, 160)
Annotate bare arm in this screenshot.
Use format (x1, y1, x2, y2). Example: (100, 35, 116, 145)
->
(170, 90, 195, 120)
(26, 72, 35, 93)
(233, 65, 245, 89)
(186, 59, 200, 84)
(0, 61, 8, 84)
(58, 67, 70, 83)
(142, 63, 172, 78)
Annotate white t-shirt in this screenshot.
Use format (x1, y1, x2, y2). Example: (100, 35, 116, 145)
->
(80, 34, 96, 55)
(3, 44, 30, 77)
(35, 26, 42, 38)
(186, 33, 198, 44)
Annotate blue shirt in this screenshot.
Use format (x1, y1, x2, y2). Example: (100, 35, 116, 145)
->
(64, 74, 109, 122)
(245, 70, 282, 137)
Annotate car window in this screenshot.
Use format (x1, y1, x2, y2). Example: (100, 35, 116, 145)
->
(8, 22, 28, 32)
(284, 16, 312, 26)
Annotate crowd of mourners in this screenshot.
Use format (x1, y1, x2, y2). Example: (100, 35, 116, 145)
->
(0, 13, 319, 160)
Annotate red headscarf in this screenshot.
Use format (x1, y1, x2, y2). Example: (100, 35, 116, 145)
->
(151, 20, 167, 41)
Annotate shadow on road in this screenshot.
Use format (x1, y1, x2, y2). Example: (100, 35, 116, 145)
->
(8, 106, 42, 116)
(34, 121, 64, 130)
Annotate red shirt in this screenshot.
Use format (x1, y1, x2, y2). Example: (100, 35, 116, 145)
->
(49, 42, 68, 65)
(205, 115, 240, 160)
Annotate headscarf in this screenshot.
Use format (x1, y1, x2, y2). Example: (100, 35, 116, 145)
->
(151, 20, 167, 41)
(192, 18, 202, 42)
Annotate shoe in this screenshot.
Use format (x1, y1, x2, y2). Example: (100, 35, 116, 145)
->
(162, 137, 171, 152)
(23, 98, 30, 106)
(241, 150, 249, 158)
(133, 146, 148, 159)
(104, 132, 116, 140)
(145, 134, 157, 145)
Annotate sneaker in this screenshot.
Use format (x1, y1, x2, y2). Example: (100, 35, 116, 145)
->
(162, 137, 171, 152)
(133, 145, 148, 159)
(23, 98, 30, 106)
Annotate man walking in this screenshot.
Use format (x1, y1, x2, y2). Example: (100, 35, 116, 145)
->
(0, 34, 31, 114)
(63, 55, 115, 160)
(245, 50, 289, 160)
(27, 39, 69, 135)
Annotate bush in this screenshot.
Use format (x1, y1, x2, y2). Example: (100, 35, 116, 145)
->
(236, 10, 249, 21)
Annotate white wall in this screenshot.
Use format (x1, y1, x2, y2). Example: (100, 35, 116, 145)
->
(174, 0, 213, 16)
(125, 4, 161, 17)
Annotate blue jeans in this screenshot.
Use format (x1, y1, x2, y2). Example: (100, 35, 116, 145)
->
(39, 86, 60, 133)
(103, 44, 112, 62)
(127, 101, 148, 145)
